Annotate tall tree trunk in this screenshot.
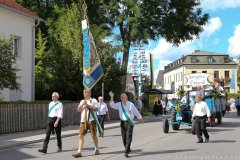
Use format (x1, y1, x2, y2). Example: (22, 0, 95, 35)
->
(119, 22, 132, 92)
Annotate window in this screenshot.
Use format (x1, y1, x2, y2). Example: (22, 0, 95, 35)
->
(225, 71, 229, 78)
(208, 57, 213, 63)
(202, 71, 207, 73)
(13, 36, 21, 57)
(224, 57, 229, 63)
(214, 71, 219, 78)
(191, 56, 197, 63)
(192, 71, 197, 73)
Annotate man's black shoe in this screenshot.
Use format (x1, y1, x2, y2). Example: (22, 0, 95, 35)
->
(197, 140, 203, 143)
(57, 148, 62, 152)
(38, 149, 47, 154)
(205, 138, 209, 143)
(72, 152, 82, 158)
(124, 153, 129, 158)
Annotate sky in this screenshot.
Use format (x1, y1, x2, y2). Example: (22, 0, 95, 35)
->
(127, 0, 240, 84)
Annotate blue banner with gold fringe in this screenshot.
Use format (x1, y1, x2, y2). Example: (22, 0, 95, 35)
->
(81, 19, 103, 90)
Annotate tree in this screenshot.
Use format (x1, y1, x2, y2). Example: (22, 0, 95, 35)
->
(86, 0, 209, 92)
(34, 1, 123, 100)
(0, 36, 19, 91)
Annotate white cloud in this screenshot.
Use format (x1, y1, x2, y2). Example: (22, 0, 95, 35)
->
(228, 25, 240, 58)
(144, 17, 223, 83)
(202, 17, 222, 36)
(202, 0, 240, 11)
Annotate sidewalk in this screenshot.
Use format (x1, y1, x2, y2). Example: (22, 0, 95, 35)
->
(0, 115, 161, 150)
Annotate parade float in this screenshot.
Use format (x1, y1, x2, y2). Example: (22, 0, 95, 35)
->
(163, 73, 226, 134)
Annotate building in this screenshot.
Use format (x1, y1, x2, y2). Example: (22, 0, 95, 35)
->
(163, 50, 238, 98)
(156, 70, 164, 89)
(0, 0, 41, 101)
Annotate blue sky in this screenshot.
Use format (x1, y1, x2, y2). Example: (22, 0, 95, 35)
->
(126, 0, 240, 83)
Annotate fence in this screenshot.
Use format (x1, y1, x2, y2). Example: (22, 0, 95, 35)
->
(0, 102, 119, 134)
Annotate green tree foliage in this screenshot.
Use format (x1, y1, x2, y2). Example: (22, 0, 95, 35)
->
(35, 29, 52, 99)
(32, 1, 123, 100)
(85, 0, 209, 91)
(0, 36, 19, 90)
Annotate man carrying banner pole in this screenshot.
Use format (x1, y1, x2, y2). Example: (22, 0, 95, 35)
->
(72, 89, 100, 158)
(72, 18, 104, 158)
(109, 91, 144, 158)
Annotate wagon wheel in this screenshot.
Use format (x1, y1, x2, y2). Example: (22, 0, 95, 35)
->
(171, 110, 180, 130)
(163, 119, 169, 133)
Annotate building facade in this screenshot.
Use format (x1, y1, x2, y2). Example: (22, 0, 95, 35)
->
(163, 50, 238, 98)
(0, 0, 40, 101)
(156, 70, 164, 89)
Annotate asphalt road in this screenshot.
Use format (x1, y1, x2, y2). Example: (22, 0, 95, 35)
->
(1, 112, 240, 160)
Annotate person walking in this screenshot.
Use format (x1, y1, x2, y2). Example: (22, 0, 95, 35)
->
(97, 96, 110, 137)
(163, 97, 168, 115)
(235, 97, 240, 116)
(38, 92, 63, 154)
(134, 97, 143, 113)
(72, 89, 100, 158)
(109, 91, 144, 158)
(153, 97, 161, 116)
(192, 95, 211, 143)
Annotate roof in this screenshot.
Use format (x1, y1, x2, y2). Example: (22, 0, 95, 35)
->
(191, 50, 228, 56)
(145, 89, 173, 94)
(164, 50, 237, 73)
(0, 0, 39, 19)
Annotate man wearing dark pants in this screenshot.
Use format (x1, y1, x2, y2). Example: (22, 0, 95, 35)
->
(109, 91, 144, 158)
(235, 97, 240, 116)
(38, 92, 63, 154)
(192, 95, 210, 143)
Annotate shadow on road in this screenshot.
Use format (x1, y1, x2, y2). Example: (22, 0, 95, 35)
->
(210, 140, 236, 143)
(208, 128, 234, 133)
(218, 121, 240, 128)
(129, 149, 196, 158)
(103, 134, 122, 138)
(0, 148, 37, 160)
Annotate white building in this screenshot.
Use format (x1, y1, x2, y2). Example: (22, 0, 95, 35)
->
(163, 50, 238, 98)
(0, 0, 41, 101)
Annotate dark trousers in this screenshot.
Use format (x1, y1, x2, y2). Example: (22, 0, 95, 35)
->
(43, 117, 62, 150)
(121, 121, 134, 153)
(195, 116, 209, 141)
(97, 115, 106, 131)
(237, 105, 240, 116)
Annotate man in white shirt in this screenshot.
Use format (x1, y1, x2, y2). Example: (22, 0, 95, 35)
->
(38, 92, 63, 154)
(97, 96, 110, 137)
(72, 89, 100, 158)
(192, 95, 211, 143)
(109, 91, 144, 158)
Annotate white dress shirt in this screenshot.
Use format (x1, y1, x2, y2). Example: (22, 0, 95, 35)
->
(48, 101, 63, 118)
(79, 98, 98, 122)
(192, 101, 211, 117)
(110, 101, 142, 121)
(97, 102, 108, 115)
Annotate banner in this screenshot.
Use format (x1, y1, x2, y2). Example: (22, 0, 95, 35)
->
(185, 73, 210, 86)
(82, 19, 104, 90)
